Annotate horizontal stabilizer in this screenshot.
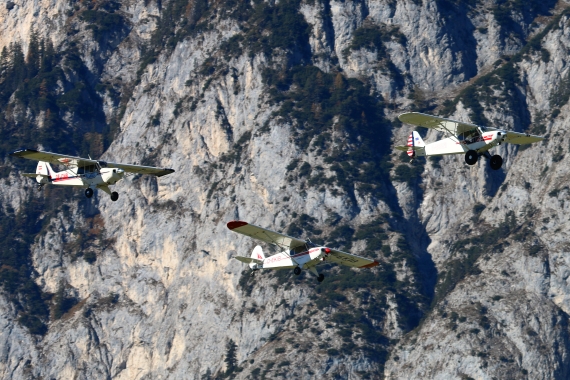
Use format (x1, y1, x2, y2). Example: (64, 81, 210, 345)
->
(22, 173, 48, 178)
(395, 145, 420, 151)
(234, 256, 263, 265)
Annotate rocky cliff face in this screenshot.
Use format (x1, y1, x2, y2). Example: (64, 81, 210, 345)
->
(1, 0, 570, 379)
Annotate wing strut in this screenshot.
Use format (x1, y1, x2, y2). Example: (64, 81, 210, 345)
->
(257, 230, 299, 264)
(437, 120, 460, 143)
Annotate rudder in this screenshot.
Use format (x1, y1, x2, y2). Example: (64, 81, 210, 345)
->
(412, 131, 426, 147)
(407, 131, 426, 157)
(251, 245, 265, 261)
(36, 161, 51, 176)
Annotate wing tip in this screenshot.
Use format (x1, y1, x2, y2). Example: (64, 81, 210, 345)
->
(360, 260, 380, 268)
(154, 168, 175, 177)
(9, 148, 38, 157)
(227, 220, 248, 230)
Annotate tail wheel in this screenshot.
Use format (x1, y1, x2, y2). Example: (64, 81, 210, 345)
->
(490, 155, 503, 170)
(465, 150, 478, 165)
(85, 188, 94, 198)
(111, 192, 119, 201)
(317, 274, 325, 283)
(293, 267, 301, 275)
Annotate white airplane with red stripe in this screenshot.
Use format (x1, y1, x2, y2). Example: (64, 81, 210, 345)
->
(227, 221, 379, 282)
(10, 149, 174, 201)
(396, 112, 545, 170)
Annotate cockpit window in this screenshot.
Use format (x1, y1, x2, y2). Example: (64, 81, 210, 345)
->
(459, 128, 482, 144)
(290, 245, 308, 255)
(77, 165, 97, 174)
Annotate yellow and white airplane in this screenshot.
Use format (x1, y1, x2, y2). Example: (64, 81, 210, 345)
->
(228, 220, 379, 282)
(10, 148, 174, 201)
(396, 112, 545, 169)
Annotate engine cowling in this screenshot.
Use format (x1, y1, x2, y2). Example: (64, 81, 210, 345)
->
(483, 131, 506, 145)
(102, 168, 125, 185)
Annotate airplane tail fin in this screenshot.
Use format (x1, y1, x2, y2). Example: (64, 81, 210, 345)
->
(251, 245, 265, 261)
(45, 162, 57, 178)
(36, 161, 53, 177)
(407, 131, 425, 157)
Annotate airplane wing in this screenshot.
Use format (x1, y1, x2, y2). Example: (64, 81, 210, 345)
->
(227, 221, 307, 250)
(503, 131, 545, 145)
(398, 112, 489, 136)
(326, 248, 379, 268)
(10, 149, 175, 177)
(10, 148, 97, 168)
(103, 163, 175, 177)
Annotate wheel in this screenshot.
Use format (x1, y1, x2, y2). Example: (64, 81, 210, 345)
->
(490, 155, 503, 170)
(317, 274, 325, 283)
(293, 267, 301, 275)
(85, 188, 94, 198)
(111, 191, 119, 201)
(465, 150, 478, 165)
(250, 271, 256, 277)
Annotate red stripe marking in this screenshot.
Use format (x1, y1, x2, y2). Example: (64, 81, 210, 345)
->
(291, 248, 321, 258)
(51, 176, 79, 183)
(227, 221, 248, 230)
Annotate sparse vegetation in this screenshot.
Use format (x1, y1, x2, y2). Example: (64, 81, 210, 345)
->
(435, 212, 520, 305)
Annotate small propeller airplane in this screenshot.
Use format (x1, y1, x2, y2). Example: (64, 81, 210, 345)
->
(10, 148, 175, 201)
(227, 220, 379, 282)
(396, 112, 545, 169)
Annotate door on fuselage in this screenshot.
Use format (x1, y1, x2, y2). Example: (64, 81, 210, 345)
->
(458, 128, 486, 150)
(77, 164, 98, 178)
(289, 243, 318, 266)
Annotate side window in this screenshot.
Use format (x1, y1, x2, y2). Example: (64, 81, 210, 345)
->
(291, 245, 307, 254)
(78, 165, 97, 174)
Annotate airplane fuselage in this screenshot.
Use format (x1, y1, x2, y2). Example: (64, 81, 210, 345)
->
(255, 247, 328, 270)
(415, 130, 507, 157)
(36, 167, 125, 189)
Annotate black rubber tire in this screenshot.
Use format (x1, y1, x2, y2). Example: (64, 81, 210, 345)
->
(294, 267, 301, 275)
(85, 188, 94, 198)
(490, 155, 503, 170)
(317, 274, 325, 283)
(250, 271, 256, 277)
(111, 191, 119, 201)
(465, 150, 478, 165)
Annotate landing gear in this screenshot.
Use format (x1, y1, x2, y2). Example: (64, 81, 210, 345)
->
(465, 150, 478, 165)
(317, 273, 325, 283)
(293, 267, 301, 275)
(490, 155, 503, 170)
(250, 270, 256, 277)
(37, 184, 44, 192)
(111, 192, 119, 201)
(85, 188, 94, 198)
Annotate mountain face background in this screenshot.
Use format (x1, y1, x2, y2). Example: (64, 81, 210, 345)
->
(0, 0, 569, 378)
